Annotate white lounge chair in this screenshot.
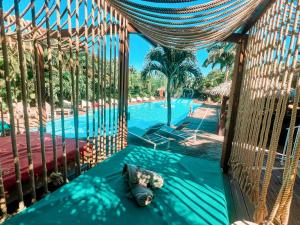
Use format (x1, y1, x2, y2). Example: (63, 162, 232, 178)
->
(111, 98, 118, 105)
(159, 126, 196, 141)
(46, 102, 53, 119)
(81, 100, 92, 108)
(150, 96, 156, 101)
(130, 98, 137, 103)
(55, 107, 73, 117)
(129, 124, 170, 150)
(98, 99, 105, 106)
(63, 100, 72, 108)
(136, 96, 143, 102)
(142, 97, 150, 101)
(159, 123, 195, 141)
(281, 125, 300, 178)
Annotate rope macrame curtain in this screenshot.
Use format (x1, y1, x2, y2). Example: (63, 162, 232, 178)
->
(0, 0, 129, 220)
(2, 0, 300, 225)
(229, 0, 300, 224)
(107, 0, 265, 49)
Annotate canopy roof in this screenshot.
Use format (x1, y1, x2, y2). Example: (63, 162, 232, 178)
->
(205, 81, 232, 97)
(109, 0, 272, 49)
(205, 81, 297, 98)
(2, 0, 273, 50)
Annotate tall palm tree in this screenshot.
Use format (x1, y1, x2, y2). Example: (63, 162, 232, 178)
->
(142, 46, 201, 126)
(203, 43, 235, 81)
(203, 43, 235, 136)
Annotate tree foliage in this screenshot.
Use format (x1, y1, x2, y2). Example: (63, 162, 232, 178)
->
(0, 45, 119, 111)
(202, 70, 226, 90)
(141, 46, 201, 125)
(203, 43, 235, 81)
(128, 66, 164, 98)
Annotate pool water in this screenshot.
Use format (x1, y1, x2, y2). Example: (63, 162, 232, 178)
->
(128, 98, 200, 129)
(45, 98, 201, 139)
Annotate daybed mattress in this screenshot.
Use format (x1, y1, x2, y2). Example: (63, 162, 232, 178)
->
(0, 132, 86, 191)
(4, 145, 229, 225)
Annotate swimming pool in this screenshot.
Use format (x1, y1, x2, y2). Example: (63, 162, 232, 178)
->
(45, 98, 201, 139)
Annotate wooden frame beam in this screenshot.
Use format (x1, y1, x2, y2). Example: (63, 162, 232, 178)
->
(5, 12, 248, 46)
(126, 25, 248, 45)
(221, 37, 248, 173)
(224, 33, 248, 43)
(240, 0, 275, 34)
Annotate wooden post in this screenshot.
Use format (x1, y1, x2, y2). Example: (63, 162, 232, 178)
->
(37, 45, 46, 129)
(31, 0, 48, 193)
(218, 96, 228, 136)
(0, 98, 4, 137)
(117, 16, 125, 151)
(123, 21, 129, 148)
(0, 0, 25, 209)
(117, 17, 129, 150)
(0, 162, 7, 220)
(221, 37, 247, 173)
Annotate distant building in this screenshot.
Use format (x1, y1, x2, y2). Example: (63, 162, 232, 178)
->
(157, 87, 166, 98)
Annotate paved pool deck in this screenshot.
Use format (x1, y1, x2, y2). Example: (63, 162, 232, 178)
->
(128, 103, 223, 160)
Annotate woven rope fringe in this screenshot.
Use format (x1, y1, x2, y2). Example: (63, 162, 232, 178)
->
(228, 0, 300, 224)
(0, 0, 129, 218)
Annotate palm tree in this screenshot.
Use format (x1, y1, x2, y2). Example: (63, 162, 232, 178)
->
(142, 46, 201, 126)
(203, 43, 235, 136)
(203, 43, 235, 81)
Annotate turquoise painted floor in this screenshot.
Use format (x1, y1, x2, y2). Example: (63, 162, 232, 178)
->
(4, 145, 229, 225)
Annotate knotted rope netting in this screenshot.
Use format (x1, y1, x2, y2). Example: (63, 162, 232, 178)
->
(108, 0, 265, 49)
(0, 0, 129, 220)
(228, 0, 300, 224)
(1, 1, 300, 225)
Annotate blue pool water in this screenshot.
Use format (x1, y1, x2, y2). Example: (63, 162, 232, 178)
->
(45, 98, 201, 139)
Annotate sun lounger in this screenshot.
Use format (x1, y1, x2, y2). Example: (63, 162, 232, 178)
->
(159, 123, 195, 141)
(97, 99, 105, 106)
(55, 108, 73, 117)
(112, 99, 118, 104)
(81, 100, 92, 108)
(46, 102, 54, 120)
(142, 97, 149, 101)
(63, 100, 72, 108)
(130, 98, 137, 103)
(136, 97, 143, 102)
(281, 125, 300, 165)
(150, 96, 156, 101)
(80, 100, 93, 111)
(129, 124, 170, 150)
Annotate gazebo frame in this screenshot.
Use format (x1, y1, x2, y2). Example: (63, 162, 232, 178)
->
(2, 0, 300, 224)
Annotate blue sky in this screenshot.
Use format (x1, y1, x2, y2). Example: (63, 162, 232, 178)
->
(129, 34, 212, 76)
